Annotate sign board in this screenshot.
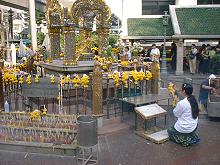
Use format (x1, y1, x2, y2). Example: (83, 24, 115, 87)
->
(21, 78, 59, 98)
(134, 104, 167, 120)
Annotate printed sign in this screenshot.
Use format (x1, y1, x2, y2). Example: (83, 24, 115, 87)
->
(22, 78, 59, 98)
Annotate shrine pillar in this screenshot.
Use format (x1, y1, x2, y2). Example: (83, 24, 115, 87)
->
(46, 0, 63, 61)
(151, 61, 160, 94)
(48, 28, 61, 60)
(176, 39, 184, 75)
(63, 26, 75, 65)
(92, 61, 103, 116)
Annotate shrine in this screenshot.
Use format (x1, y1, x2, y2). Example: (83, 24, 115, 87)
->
(0, 0, 220, 164)
(41, 0, 113, 75)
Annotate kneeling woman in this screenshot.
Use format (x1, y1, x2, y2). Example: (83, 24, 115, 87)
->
(167, 83, 200, 147)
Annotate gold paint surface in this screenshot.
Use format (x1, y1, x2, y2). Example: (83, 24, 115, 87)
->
(92, 61, 103, 115)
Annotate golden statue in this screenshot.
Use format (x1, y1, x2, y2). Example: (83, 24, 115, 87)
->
(46, 0, 63, 26)
(45, 0, 112, 64)
(71, 0, 112, 62)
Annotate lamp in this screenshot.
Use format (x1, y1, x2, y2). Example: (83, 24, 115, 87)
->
(161, 11, 169, 76)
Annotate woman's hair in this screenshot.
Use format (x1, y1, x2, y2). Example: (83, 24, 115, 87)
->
(182, 83, 199, 119)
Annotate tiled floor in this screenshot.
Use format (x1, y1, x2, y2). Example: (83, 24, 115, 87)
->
(1, 114, 220, 165)
(1, 73, 220, 165)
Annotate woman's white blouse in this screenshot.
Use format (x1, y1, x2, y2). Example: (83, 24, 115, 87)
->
(173, 97, 198, 133)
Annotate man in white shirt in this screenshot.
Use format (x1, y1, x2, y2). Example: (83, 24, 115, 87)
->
(150, 44, 160, 61)
(122, 46, 131, 60)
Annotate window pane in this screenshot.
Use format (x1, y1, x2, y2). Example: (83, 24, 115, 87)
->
(142, 0, 175, 15)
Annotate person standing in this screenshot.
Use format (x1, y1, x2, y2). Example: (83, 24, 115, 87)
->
(122, 46, 131, 60)
(198, 74, 217, 111)
(167, 83, 200, 147)
(142, 47, 151, 62)
(209, 46, 216, 72)
(202, 44, 211, 73)
(189, 44, 198, 74)
(216, 40, 220, 55)
(197, 44, 206, 74)
(171, 42, 177, 70)
(150, 44, 160, 61)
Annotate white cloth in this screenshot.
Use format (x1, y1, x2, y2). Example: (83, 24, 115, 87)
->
(209, 74, 216, 79)
(11, 43, 16, 64)
(123, 51, 131, 60)
(150, 48, 160, 56)
(189, 57, 197, 74)
(191, 47, 198, 55)
(173, 97, 198, 133)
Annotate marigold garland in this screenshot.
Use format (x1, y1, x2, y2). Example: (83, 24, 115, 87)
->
(112, 71, 121, 87)
(120, 61, 129, 67)
(35, 75, 40, 83)
(109, 70, 153, 87)
(145, 71, 152, 80)
(81, 74, 90, 88)
(26, 75, 32, 85)
(121, 72, 129, 88)
(65, 75, 71, 83)
(130, 70, 140, 85)
(19, 76, 24, 84)
(72, 75, 81, 88)
(168, 82, 178, 107)
(50, 75, 55, 84)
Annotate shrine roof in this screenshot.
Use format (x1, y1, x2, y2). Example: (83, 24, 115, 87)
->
(127, 18, 174, 37)
(174, 7, 220, 35)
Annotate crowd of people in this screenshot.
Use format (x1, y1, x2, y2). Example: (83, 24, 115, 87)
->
(121, 43, 168, 63)
(120, 41, 220, 75)
(189, 41, 220, 74)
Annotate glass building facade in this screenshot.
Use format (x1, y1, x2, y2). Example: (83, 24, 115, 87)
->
(142, 0, 175, 15)
(198, 0, 220, 4)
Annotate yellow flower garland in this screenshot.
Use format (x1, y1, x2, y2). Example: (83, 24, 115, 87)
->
(35, 75, 40, 83)
(137, 70, 145, 81)
(72, 75, 81, 88)
(168, 82, 178, 107)
(2, 68, 19, 84)
(26, 75, 32, 85)
(109, 70, 153, 88)
(19, 76, 24, 84)
(145, 71, 152, 80)
(50, 75, 55, 84)
(81, 74, 90, 88)
(121, 72, 129, 88)
(130, 70, 140, 85)
(65, 75, 71, 83)
(112, 71, 121, 87)
(30, 109, 41, 121)
(121, 61, 129, 67)
(42, 106, 48, 116)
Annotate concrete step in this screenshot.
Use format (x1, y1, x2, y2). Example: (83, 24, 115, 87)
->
(98, 117, 130, 135)
(0, 141, 78, 156)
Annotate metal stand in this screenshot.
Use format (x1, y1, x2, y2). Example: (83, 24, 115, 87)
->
(77, 145, 99, 165)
